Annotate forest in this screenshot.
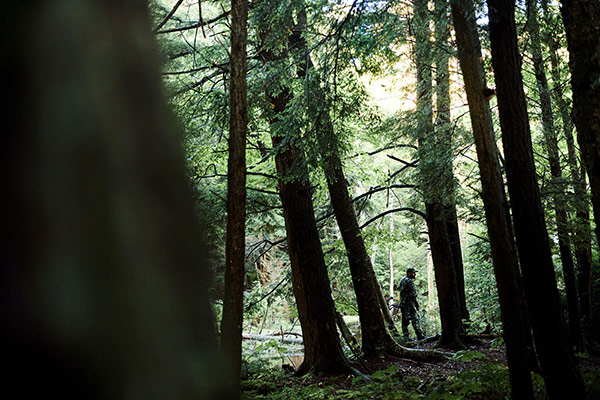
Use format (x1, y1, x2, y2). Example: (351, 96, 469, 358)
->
(4, 0, 600, 399)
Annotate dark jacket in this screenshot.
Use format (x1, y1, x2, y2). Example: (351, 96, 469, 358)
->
(398, 276, 418, 309)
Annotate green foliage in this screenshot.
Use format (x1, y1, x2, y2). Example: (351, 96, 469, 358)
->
(583, 370, 600, 399)
(426, 363, 519, 400)
(489, 337, 504, 349)
(463, 226, 502, 334)
(241, 361, 555, 400)
(451, 350, 488, 362)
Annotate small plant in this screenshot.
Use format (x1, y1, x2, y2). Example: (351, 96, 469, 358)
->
(370, 365, 403, 382)
(451, 350, 488, 362)
(490, 337, 504, 349)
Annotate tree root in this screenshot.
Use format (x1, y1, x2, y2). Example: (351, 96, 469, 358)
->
(385, 337, 453, 361)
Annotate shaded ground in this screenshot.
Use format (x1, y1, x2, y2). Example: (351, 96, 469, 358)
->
(350, 335, 598, 383)
(357, 335, 508, 380)
(242, 336, 600, 399)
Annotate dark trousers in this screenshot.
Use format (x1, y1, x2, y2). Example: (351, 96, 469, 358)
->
(400, 303, 424, 339)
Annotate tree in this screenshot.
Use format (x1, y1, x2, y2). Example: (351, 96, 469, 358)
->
(545, 14, 595, 340)
(256, 7, 358, 376)
(449, 0, 536, 397)
(269, 91, 357, 376)
(4, 0, 230, 398)
(220, 0, 249, 395)
(434, 0, 470, 324)
(270, 2, 448, 364)
(526, 0, 584, 354)
(559, 0, 600, 345)
(560, 0, 600, 252)
(413, 0, 464, 349)
(487, 0, 588, 398)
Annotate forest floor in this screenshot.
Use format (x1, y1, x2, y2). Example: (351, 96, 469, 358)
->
(241, 336, 600, 399)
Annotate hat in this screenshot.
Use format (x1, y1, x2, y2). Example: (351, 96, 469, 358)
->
(407, 267, 417, 274)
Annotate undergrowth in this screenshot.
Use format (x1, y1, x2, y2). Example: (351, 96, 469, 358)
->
(242, 357, 600, 399)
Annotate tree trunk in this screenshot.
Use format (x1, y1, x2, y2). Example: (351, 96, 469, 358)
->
(270, 112, 355, 376)
(425, 203, 465, 349)
(444, 206, 469, 322)
(324, 147, 391, 357)
(487, 1, 588, 398)
(5, 1, 230, 398)
(258, 24, 356, 373)
(220, 0, 248, 395)
(434, 0, 469, 324)
(559, 0, 600, 345)
(526, 0, 585, 354)
(414, 0, 464, 349)
(389, 217, 395, 301)
(560, 0, 600, 253)
(450, 0, 536, 397)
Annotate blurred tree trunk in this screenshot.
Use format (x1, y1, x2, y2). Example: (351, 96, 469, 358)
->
(560, 0, 600, 254)
(4, 1, 230, 399)
(526, 0, 584, 354)
(414, 0, 464, 349)
(220, 0, 248, 395)
(449, 0, 535, 397)
(487, 1, 587, 398)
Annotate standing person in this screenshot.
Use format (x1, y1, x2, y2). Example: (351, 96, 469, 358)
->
(398, 268, 425, 341)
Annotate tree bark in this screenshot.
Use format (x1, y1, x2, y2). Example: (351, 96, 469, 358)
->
(526, 0, 585, 354)
(4, 1, 230, 398)
(424, 204, 464, 349)
(220, 0, 248, 395)
(449, 0, 536, 397)
(487, 1, 588, 398)
(270, 120, 356, 376)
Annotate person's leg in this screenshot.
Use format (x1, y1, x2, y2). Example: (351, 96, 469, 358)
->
(409, 309, 424, 340)
(401, 307, 410, 339)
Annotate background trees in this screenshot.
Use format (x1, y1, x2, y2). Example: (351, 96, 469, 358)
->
(152, 0, 600, 367)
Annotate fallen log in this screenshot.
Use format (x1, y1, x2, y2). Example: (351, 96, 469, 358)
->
(242, 333, 303, 344)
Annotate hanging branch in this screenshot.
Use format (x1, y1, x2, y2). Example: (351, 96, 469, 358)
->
(152, 0, 185, 33)
(359, 207, 426, 230)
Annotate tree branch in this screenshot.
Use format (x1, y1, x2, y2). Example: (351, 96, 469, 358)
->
(359, 207, 426, 229)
